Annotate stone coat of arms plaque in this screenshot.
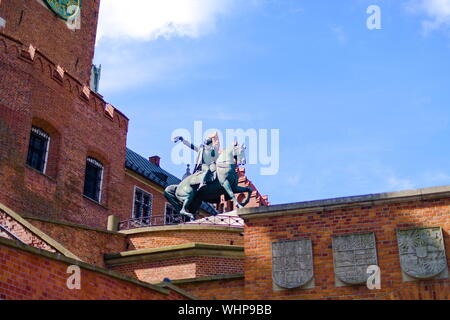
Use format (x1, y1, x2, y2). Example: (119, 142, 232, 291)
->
(397, 227, 448, 280)
(272, 239, 314, 289)
(332, 233, 378, 286)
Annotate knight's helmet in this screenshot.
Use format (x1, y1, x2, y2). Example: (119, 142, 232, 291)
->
(182, 164, 191, 180)
(205, 137, 213, 146)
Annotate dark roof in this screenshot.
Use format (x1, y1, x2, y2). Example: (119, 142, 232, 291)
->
(125, 148, 217, 215)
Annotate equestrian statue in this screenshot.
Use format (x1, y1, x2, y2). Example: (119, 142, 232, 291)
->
(164, 133, 253, 221)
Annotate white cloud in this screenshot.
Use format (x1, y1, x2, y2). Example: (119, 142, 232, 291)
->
(406, 0, 450, 34)
(97, 0, 238, 42)
(330, 26, 348, 45)
(386, 175, 415, 191)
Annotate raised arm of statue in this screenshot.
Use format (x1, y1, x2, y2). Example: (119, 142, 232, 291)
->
(174, 136, 199, 152)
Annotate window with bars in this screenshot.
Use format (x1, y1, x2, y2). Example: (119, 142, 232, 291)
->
(83, 157, 104, 202)
(26, 127, 50, 173)
(133, 188, 152, 224)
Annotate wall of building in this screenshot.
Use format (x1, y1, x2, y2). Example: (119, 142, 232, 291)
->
(0, 0, 100, 84)
(0, 31, 129, 229)
(175, 277, 245, 300)
(125, 226, 243, 250)
(110, 256, 244, 284)
(0, 239, 188, 300)
(25, 217, 126, 267)
(240, 189, 450, 300)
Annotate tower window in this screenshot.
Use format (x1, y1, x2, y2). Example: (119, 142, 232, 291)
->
(83, 157, 104, 202)
(26, 127, 50, 173)
(133, 187, 152, 224)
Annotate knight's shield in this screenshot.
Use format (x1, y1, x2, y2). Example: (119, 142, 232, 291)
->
(272, 239, 314, 289)
(332, 233, 378, 285)
(397, 227, 448, 280)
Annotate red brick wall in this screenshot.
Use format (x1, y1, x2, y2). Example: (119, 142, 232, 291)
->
(177, 278, 245, 300)
(0, 243, 187, 300)
(0, 32, 129, 229)
(127, 229, 243, 250)
(0, 0, 100, 84)
(26, 218, 126, 267)
(243, 197, 450, 300)
(111, 256, 244, 284)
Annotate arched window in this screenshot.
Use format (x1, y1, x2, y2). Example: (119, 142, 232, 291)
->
(26, 126, 50, 173)
(83, 157, 104, 202)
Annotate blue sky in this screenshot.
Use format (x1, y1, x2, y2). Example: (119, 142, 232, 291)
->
(94, 0, 450, 205)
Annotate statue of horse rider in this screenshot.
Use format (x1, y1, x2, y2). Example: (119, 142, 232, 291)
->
(174, 132, 220, 190)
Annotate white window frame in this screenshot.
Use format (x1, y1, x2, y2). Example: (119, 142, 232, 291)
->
(85, 157, 104, 203)
(30, 126, 50, 174)
(132, 186, 153, 220)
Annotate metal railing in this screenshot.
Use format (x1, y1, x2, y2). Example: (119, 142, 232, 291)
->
(118, 213, 244, 231)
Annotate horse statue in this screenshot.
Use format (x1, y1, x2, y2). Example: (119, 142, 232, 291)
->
(164, 142, 253, 221)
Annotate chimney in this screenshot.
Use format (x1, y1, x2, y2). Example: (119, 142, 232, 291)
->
(149, 156, 160, 166)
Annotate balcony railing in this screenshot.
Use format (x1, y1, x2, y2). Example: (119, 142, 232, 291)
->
(118, 213, 244, 231)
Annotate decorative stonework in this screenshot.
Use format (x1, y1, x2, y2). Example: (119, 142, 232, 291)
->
(81, 85, 90, 100)
(272, 239, 314, 289)
(332, 233, 377, 286)
(105, 104, 115, 118)
(397, 227, 448, 281)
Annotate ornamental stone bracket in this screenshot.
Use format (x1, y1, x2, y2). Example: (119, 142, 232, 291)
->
(332, 233, 378, 287)
(397, 227, 449, 282)
(272, 239, 315, 291)
(20, 44, 36, 62)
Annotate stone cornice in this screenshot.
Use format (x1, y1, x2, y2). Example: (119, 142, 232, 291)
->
(121, 223, 243, 235)
(166, 274, 245, 285)
(104, 243, 244, 267)
(238, 185, 450, 220)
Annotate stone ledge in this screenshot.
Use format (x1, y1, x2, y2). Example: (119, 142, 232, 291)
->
(121, 224, 243, 235)
(157, 282, 199, 300)
(104, 243, 244, 266)
(0, 237, 172, 297)
(23, 215, 126, 237)
(238, 185, 450, 220)
(166, 274, 245, 285)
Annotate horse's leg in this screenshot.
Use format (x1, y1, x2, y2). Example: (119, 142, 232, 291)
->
(180, 189, 195, 221)
(232, 185, 253, 207)
(222, 179, 244, 209)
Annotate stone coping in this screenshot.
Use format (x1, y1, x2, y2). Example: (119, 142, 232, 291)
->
(104, 243, 244, 266)
(22, 215, 126, 237)
(157, 282, 199, 300)
(164, 274, 245, 285)
(0, 203, 80, 260)
(238, 185, 450, 220)
(121, 224, 243, 235)
(0, 236, 179, 297)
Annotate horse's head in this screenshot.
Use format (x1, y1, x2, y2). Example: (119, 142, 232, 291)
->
(233, 143, 247, 166)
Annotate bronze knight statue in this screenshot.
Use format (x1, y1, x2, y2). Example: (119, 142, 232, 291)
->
(165, 134, 253, 221)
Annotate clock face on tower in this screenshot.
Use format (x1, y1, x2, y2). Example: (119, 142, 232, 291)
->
(44, 0, 81, 20)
